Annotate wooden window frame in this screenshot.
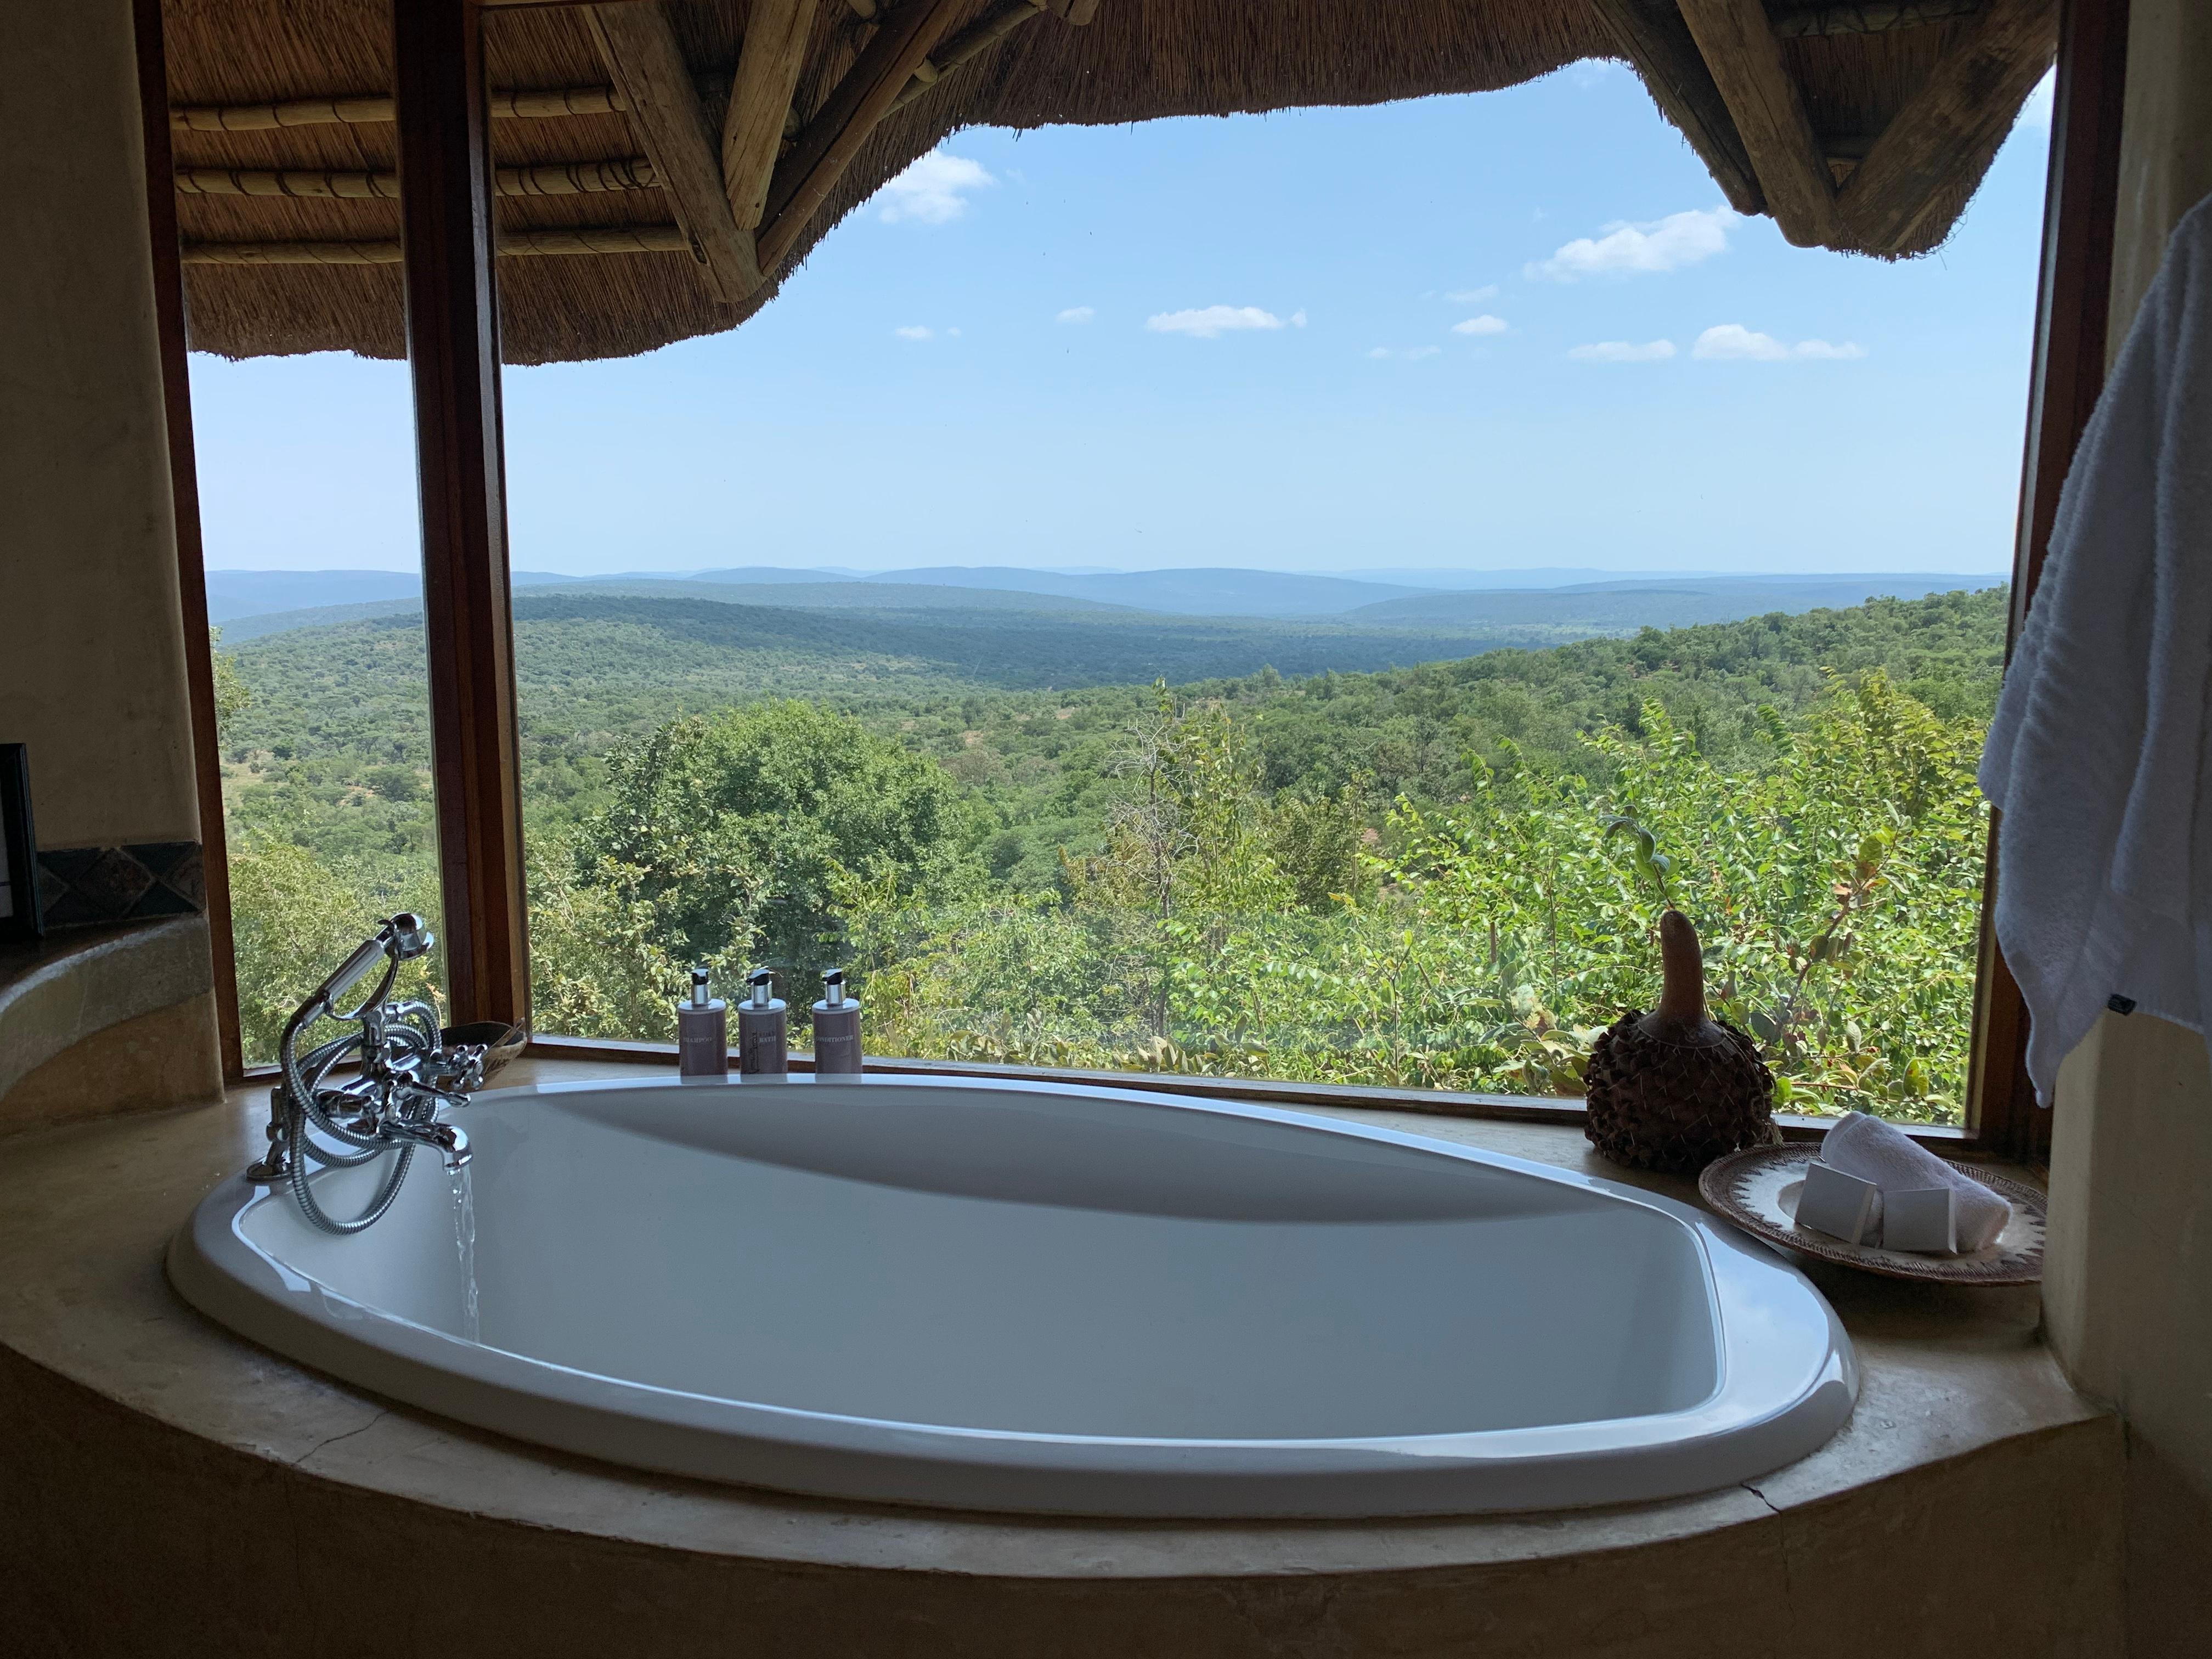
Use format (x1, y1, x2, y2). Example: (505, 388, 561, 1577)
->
(145, 0, 2129, 1160)
(393, 0, 533, 1032)
(1965, 0, 2131, 1164)
(134, 0, 240, 1081)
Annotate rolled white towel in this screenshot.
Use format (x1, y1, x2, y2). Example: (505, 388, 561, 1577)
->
(1819, 1113, 2012, 1253)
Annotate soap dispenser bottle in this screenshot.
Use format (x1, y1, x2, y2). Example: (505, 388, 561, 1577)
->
(737, 968, 788, 1079)
(675, 966, 727, 1079)
(811, 969, 864, 1075)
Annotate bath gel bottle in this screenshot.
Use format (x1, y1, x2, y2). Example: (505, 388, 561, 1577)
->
(675, 967, 728, 1079)
(811, 969, 864, 1076)
(737, 969, 788, 1079)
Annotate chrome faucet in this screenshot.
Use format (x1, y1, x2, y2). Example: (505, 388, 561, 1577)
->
(247, 913, 488, 1234)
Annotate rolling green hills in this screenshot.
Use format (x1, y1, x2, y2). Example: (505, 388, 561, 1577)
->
(225, 589, 1622, 757)
(218, 585, 2010, 1110)
(219, 583, 2008, 882)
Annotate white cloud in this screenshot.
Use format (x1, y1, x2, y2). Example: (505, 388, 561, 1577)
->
(1367, 345, 1441, 361)
(1451, 314, 1508, 336)
(1528, 207, 1738, 280)
(1146, 305, 1296, 338)
(1692, 324, 1865, 361)
(2019, 68, 2055, 131)
(893, 325, 934, 341)
(877, 150, 996, 224)
(1056, 306, 1095, 324)
(1568, 339, 1677, 363)
(1443, 285, 1498, 303)
(1695, 324, 1787, 360)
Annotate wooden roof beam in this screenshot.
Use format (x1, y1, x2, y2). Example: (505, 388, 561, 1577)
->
(891, 1, 1050, 115)
(1588, 0, 1764, 217)
(172, 86, 630, 131)
(757, 0, 968, 272)
(583, 2, 760, 301)
(182, 227, 692, 264)
(177, 157, 658, 200)
(721, 0, 820, 235)
(1771, 0, 1983, 37)
(1677, 0, 1836, 246)
(1836, 0, 2059, 253)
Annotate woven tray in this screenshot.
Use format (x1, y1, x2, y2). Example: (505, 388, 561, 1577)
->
(1698, 1142, 2046, 1285)
(442, 1020, 529, 1086)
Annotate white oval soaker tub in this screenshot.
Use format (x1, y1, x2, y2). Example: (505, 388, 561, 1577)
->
(168, 1076, 1854, 1519)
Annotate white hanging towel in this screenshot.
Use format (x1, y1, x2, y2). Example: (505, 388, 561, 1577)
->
(1980, 190, 2212, 1102)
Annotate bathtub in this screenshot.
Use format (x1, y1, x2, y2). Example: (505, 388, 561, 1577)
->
(168, 1076, 1854, 1518)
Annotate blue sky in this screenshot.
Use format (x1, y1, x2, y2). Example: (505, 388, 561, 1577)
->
(190, 60, 2052, 578)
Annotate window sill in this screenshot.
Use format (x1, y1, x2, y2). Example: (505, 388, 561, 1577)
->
(520, 1032, 1978, 1153)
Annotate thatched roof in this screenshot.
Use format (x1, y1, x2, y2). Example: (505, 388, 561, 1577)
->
(163, 0, 2055, 366)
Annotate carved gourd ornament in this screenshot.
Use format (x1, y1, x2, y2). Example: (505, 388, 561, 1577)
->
(1583, 909, 1779, 1175)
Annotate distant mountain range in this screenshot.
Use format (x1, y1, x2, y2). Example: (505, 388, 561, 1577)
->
(207, 565, 2005, 637)
(205, 564, 1430, 623)
(1342, 575, 1991, 629)
(855, 566, 1421, 618)
(548, 578, 1143, 616)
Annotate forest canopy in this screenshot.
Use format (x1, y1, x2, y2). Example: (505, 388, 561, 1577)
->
(216, 586, 2007, 1121)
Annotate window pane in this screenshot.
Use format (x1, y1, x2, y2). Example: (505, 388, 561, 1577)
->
(180, 43, 447, 1062)
(487, 76, 2043, 1126)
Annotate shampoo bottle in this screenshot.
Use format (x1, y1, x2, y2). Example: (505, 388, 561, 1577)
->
(810, 969, 864, 1076)
(675, 967, 728, 1079)
(737, 968, 788, 1079)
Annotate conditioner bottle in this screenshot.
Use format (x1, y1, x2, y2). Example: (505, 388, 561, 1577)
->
(675, 967, 728, 1079)
(737, 968, 789, 1079)
(811, 969, 864, 1076)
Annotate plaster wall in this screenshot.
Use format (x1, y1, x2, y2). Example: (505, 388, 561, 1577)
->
(2106, 0, 2212, 342)
(0, 0, 198, 851)
(2046, 1015, 2212, 1656)
(2041, 2, 2212, 1650)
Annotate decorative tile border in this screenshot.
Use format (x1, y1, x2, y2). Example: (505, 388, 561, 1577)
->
(34, 843, 205, 929)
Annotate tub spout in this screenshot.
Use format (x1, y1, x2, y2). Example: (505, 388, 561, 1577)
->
(390, 1119, 471, 1170)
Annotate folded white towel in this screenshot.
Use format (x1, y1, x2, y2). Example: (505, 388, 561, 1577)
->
(1819, 1113, 2011, 1253)
(1979, 189, 2212, 1101)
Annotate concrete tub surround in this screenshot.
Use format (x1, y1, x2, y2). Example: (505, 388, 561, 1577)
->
(0, 917, 221, 1132)
(0, 1060, 2119, 1657)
